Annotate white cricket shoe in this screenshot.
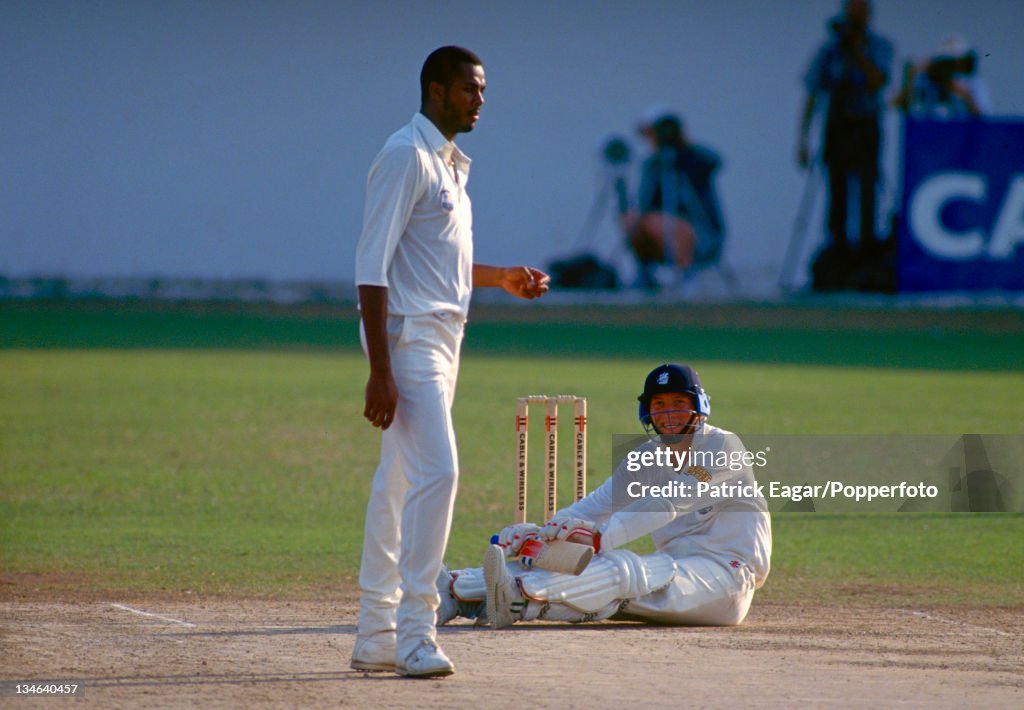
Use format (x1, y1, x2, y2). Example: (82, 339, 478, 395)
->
(436, 564, 459, 626)
(396, 639, 455, 678)
(350, 634, 396, 672)
(484, 544, 517, 629)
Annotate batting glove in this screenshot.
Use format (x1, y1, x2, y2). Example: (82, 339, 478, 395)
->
(496, 522, 541, 555)
(538, 516, 601, 552)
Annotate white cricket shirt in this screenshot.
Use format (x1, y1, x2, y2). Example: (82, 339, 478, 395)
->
(355, 112, 474, 318)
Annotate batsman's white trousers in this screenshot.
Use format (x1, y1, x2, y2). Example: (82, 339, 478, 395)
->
(453, 552, 757, 626)
(519, 553, 757, 626)
(524, 549, 757, 622)
(356, 312, 464, 660)
(611, 554, 757, 626)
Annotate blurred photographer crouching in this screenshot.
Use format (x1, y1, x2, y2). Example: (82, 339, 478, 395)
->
(892, 35, 990, 119)
(624, 112, 725, 292)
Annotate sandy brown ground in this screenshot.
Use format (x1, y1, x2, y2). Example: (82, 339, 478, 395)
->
(1, 598, 1022, 709)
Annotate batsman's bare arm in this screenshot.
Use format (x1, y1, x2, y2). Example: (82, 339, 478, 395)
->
(473, 264, 551, 299)
(359, 284, 398, 430)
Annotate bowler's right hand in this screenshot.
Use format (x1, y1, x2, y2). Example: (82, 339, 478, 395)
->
(364, 370, 398, 429)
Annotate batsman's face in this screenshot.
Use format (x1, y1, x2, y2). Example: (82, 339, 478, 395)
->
(649, 392, 697, 435)
(437, 63, 486, 135)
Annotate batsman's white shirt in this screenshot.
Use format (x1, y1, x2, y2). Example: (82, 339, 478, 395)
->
(355, 112, 473, 318)
(575, 424, 772, 585)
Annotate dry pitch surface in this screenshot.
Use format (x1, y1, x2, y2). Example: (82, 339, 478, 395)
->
(2, 594, 1022, 709)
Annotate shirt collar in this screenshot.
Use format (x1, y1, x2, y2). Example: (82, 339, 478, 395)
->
(412, 112, 471, 168)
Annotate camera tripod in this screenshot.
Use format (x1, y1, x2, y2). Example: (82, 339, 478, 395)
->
(777, 156, 824, 293)
(559, 136, 637, 286)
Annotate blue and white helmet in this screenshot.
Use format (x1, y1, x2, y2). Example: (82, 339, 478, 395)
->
(637, 363, 710, 437)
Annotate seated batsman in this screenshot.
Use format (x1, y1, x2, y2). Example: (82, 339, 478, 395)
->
(437, 363, 772, 628)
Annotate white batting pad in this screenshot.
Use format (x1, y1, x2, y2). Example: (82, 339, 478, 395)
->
(451, 567, 486, 603)
(518, 549, 676, 613)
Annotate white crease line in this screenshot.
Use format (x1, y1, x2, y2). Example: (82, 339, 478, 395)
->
(110, 603, 196, 627)
(905, 609, 1012, 637)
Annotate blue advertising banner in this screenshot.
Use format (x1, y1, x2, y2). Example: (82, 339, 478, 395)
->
(899, 118, 1024, 291)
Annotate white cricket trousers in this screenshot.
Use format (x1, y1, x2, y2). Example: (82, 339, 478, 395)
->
(356, 312, 464, 660)
(517, 553, 757, 626)
(612, 555, 757, 626)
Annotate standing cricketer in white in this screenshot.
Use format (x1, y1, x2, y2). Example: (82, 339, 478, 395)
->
(351, 46, 550, 678)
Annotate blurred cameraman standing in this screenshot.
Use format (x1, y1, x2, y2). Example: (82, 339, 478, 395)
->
(798, 0, 893, 256)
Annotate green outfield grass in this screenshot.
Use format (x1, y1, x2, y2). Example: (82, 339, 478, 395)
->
(1, 301, 1022, 605)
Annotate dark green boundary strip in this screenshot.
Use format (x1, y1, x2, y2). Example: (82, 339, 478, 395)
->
(2, 300, 1021, 371)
